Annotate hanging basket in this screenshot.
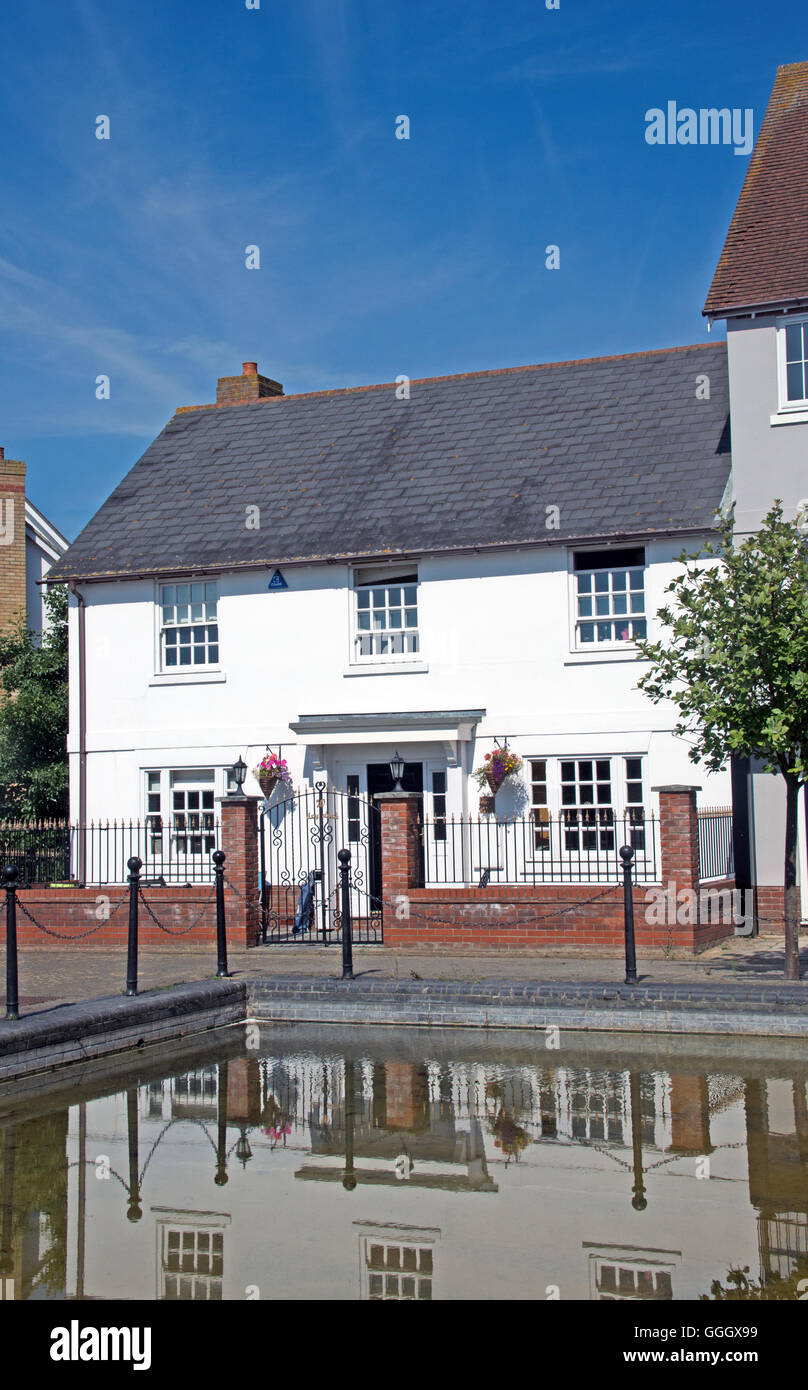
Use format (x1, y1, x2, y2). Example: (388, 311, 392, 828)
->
(258, 772, 280, 798)
(483, 768, 504, 795)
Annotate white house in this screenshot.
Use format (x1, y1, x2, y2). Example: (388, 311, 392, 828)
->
(49, 346, 733, 873)
(46, 60, 808, 922)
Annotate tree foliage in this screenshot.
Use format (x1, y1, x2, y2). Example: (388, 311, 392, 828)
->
(636, 503, 808, 978)
(0, 584, 69, 819)
(701, 1259, 808, 1301)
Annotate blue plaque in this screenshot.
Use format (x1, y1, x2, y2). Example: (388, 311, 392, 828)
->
(268, 569, 288, 591)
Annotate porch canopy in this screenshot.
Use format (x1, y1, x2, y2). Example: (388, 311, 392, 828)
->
(289, 709, 485, 766)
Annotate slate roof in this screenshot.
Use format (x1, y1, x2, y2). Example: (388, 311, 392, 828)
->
(49, 342, 731, 583)
(704, 62, 808, 317)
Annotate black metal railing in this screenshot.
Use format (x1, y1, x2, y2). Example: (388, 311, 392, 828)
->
(697, 808, 734, 881)
(419, 811, 659, 885)
(0, 820, 220, 886)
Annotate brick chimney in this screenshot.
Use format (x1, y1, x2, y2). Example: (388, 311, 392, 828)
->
(0, 450, 27, 634)
(216, 361, 284, 406)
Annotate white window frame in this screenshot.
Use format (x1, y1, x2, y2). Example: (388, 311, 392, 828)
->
(569, 548, 647, 652)
(351, 565, 421, 665)
(156, 578, 220, 676)
(526, 755, 647, 859)
(154, 1210, 230, 1302)
(775, 314, 808, 415)
(141, 768, 222, 872)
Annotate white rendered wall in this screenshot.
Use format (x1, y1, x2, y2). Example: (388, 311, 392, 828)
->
(67, 539, 732, 823)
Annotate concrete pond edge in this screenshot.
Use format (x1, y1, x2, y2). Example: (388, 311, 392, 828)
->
(0, 974, 806, 1082)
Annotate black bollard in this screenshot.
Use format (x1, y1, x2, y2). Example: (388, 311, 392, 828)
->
(338, 849, 354, 981)
(629, 1068, 647, 1211)
(212, 851, 229, 978)
(126, 1088, 142, 1222)
(620, 844, 638, 985)
(3, 866, 19, 1021)
(125, 857, 142, 998)
(214, 1060, 229, 1186)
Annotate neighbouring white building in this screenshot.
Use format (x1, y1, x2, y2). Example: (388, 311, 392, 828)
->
(47, 61, 808, 920)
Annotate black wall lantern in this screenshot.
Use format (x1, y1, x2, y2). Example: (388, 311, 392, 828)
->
(390, 751, 405, 790)
(231, 756, 248, 794)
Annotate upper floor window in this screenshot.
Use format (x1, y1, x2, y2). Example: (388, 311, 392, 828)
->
(353, 567, 419, 660)
(160, 582, 218, 669)
(573, 548, 646, 647)
(781, 319, 808, 406)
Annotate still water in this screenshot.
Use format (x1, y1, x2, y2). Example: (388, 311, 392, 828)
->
(1, 1025, 807, 1302)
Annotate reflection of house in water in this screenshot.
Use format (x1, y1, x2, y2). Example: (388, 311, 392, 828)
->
(355, 1222, 440, 1301)
(5, 1043, 806, 1303)
(155, 1209, 229, 1301)
(584, 1243, 679, 1301)
(746, 1078, 808, 1283)
(151, 1066, 219, 1120)
(297, 1061, 497, 1193)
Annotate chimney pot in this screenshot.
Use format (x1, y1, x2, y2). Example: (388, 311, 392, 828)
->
(0, 447, 4, 459)
(242, 361, 258, 376)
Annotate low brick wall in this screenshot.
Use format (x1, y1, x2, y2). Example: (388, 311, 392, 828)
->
(754, 885, 786, 932)
(385, 882, 735, 954)
(13, 884, 220, 947)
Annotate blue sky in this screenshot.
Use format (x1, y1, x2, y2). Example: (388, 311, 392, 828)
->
(0, 0, 805, 540)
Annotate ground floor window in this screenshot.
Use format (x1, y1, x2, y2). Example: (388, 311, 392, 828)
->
(529, 755, 646, 854)
(143, 769, 217, 862)
(359, 1233, 435, 1300)
(159, 1220, 224, 1300)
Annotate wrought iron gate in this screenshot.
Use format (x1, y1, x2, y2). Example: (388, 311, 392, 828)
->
(258, 782, 383, 944)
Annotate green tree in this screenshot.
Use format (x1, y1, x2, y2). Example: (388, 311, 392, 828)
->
(636, 503, 808, 981)
(701, 1258, 808, 1301)
(0, 584, 69, 819)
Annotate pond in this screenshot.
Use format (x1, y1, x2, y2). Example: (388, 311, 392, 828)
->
(1, 1025, 806, 1302)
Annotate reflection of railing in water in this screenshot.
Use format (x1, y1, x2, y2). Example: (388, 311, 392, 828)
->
(132, 1057, 759, 1168)
(757, 1210, 808, 1282)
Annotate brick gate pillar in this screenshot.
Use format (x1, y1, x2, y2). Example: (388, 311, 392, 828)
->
(667, 1074, 713, 1155)
(377, 792, 421, 910)
(226, 1057, 262, 1124)
(653, 785, 701, 897)
(219, 794, 260, 948)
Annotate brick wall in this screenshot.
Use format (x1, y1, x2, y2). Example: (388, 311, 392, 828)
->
(754, 885, 786, 932)
(0, 455, 26, 635)
(6, 797, 261, 949)
(5, 790, 749, 955)
(379, 792, 735, 955)
(12, 884, 219, 947)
